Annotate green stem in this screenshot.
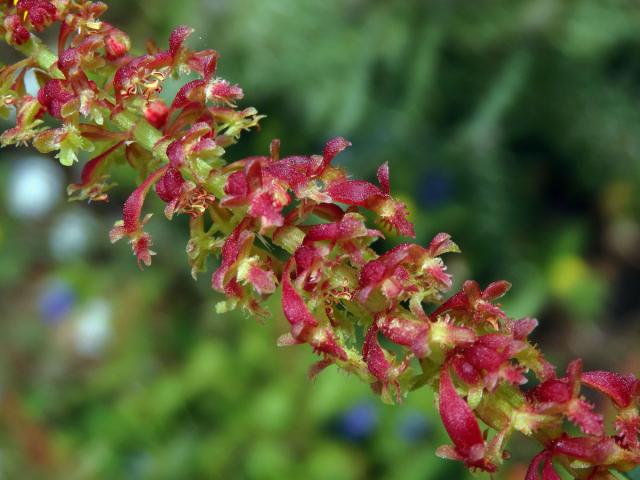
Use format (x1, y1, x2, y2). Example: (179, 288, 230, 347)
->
(14, 36, 62, 78)
(113, 110, 165, 156)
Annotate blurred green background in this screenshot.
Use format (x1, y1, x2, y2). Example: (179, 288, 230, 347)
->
(1, 0, 640, 478)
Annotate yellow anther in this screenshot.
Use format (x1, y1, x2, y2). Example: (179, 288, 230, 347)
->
(13, 0, 27, 20)
(86, 21, 102, 30)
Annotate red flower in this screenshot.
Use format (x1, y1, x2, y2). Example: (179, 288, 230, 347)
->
(528, 359, 604, 436)
(221, 158, 290, 230)
(582, 371, 640, 448)
(144, 100, 169, 130)
(155, 166, 214, 219)
(375, 312, 430, 358)
(278, 259, 347, 361)
(155, 167, 185, 203)
(112, 25, 194, 105)
(168, 25, 193, 57)
(68, 141, 124, 201)
(327, 162, 414, 237)
(206, 79, 244, 105)
(303, 213, 382, 265)
(264, 137, 351, 203)
(552, 435, 617, 465)
(436, 366, 495, 472)
(109, 166, 168, 267)
(165, 122, 221, 169)
(104, 32, 129, 60)
(430, 279, 511, 329)
(525, 451, 560, 480)
(37, 80, 74, 120)
(211, 218, 255, 296)
(171, 79, 207, 109)
(581, 371, 639, 409)
(16, 0, 57, 31)
(3, 15, 30, 45)
(362, 324, 410, 403)
(451, 332, 527, 391)
(357, 237, 456, 310)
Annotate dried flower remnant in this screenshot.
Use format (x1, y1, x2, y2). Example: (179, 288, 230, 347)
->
(1, 1, 639, 477)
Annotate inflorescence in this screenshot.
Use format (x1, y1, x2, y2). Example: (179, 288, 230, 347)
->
(1, 2, 639, 478)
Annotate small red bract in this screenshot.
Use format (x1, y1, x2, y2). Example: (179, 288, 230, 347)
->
(437, 366, 495, 472)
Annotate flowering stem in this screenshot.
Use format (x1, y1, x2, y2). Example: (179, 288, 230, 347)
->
(1, 2, 639, 478)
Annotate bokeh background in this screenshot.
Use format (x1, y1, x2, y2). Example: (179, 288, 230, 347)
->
(1, 0, 640, 478)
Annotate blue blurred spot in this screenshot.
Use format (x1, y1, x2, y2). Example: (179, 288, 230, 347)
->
(125, 451, 152, 480)
(39, 281, 75, 325)
(417, 170, 454, 207)
(396, 410, 432, 443)
(339, 402, 378, 441)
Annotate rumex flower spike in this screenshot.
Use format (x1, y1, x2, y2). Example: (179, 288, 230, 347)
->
(1, 3, 639, 477)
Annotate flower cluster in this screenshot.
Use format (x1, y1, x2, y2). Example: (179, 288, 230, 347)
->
(1, 2, 639, 477)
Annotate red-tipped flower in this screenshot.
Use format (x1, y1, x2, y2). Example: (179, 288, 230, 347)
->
(436, 366, 495, 472)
